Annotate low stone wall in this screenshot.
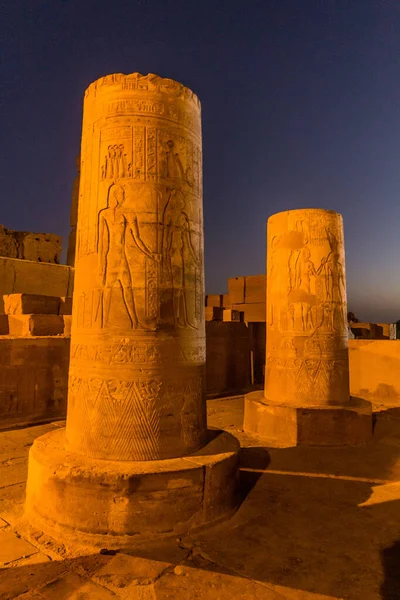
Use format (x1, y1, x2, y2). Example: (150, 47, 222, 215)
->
(0, 224, 61, 263)
(0, 258, 74, 314)
(348, 339, 400, 403)
(0, 337, 70, 430)
(206, 321, 251, 397)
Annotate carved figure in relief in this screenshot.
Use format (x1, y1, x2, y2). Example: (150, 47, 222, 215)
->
(97, 183, 160, 328)
(161, 188, 200, 328)
(101, 144, 129, 180)
(161, 140, 193, 187)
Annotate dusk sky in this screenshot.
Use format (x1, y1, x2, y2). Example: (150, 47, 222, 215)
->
(2, 0, 400, 322)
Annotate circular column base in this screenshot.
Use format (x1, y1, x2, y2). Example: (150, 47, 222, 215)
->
(24, 428, 240, 550)
(244, 391, 372, 446)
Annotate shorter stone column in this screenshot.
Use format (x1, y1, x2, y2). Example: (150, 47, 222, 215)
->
(244, 208, 372, 445)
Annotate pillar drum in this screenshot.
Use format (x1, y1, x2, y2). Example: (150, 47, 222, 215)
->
(66, 73, 207, 461)
(265, 209, 349, 407)
(244, 208, 372, 446)
(24, 74, 240, 548)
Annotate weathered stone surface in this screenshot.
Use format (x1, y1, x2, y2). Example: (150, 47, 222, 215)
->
(8, 315, 65, 337)
(206, 322, 251, 397)
(4, 294, 60, 316)
(232, 302, 265, 322)
(38, 572, 117, 599)
(0, 315, 9, 335)
(0, 530, 38, 565)
(66, 155, 80, 267)
(0, 225, 61, 264)
(228, 276, 245, 304)
(24, 428, 239, 545)
(62, 315, 72, 336)
(265, 209, 350, 407)
(25, 73, 240, 544)
(244, 274, 265, 304)
(222, 293, 231, 308)
(205, 294, 222, 308)
(0, 338, 69, 430)
(204, 306, 223, 321)
(222, 309, 241, 322)
(244, 208, 372, 445)
(58, 297, 72, 315)
(244, 390, 372, 445)
(0, 258, 74, 315)
(349, 339, 400, 404)
(66, 72, 206, 462)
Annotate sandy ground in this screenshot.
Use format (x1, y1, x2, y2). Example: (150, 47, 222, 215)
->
(0, 396, 399, 599)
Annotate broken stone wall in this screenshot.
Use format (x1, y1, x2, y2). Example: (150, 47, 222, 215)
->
(0, 258, 74, 314)
(0, 225, 62, 264)
(0, 293, 72, 430)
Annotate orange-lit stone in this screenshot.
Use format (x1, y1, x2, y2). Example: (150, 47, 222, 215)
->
(244, 209, 372, 445)
(24, 73, 239, 546)
(66, 72, 206, 461)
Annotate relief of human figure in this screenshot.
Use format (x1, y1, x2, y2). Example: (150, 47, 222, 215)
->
(97, 183, 160, 329)
(293, 247, 319, 330)
(162, 140, 193, 187)
(161, 188, 200, 329)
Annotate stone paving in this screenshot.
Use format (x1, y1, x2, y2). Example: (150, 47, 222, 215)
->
(0, 398, 400, 599)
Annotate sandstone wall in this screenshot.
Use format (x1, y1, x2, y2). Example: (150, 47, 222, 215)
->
(0, 258, 74, 314)
(0, 225, 61, 264)
(205, 321, 251, 397)
(0, 337, 69, 430)
(348, 339, 400, 404)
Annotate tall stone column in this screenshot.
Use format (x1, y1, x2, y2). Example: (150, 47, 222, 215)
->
(66, 154, 80, 267)
(244, 208, 372, 445)
(24, 73, 239, 548)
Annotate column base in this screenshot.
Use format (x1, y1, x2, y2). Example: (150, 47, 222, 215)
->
(23, 428, 240, 551)
(244, 391, 372, 446)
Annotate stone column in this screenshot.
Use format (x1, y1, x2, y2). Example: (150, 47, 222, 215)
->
(244, 208, 372, 445)
(24, 73, 239, 548)
(66, 155, 80, 267)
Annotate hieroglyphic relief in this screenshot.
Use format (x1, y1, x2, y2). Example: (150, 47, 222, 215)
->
(67, 372, 204, 460)
(97, 183, 160, 329)
(265, 209, 349, 406)
(66, 73, 206, 461)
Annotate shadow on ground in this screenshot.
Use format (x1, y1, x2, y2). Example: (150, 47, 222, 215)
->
(1, 408, 400, 599)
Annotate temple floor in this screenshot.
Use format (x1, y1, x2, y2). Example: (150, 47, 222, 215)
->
(0, 396, 399, 600)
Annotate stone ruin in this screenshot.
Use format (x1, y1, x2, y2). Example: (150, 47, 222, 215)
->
(23, 73, 240, 548)
(0, 224, 61, 264)
(0, 72, 396, 563)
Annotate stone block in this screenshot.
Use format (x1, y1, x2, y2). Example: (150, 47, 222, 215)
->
(349, 339, 400, 402)
(24, 428, 240, 547)
(63, 315, 72, 336)
(205, 306, 223, 321)
(244, 391, 372, 446)
(206, 294, 222, 308)
(222, 293, 231, 308)
(232, 302, 266, 322)
(223, 309, 241, 322)
(228, 276, 245, 304)
(0, 337, 69, 429)
(244, 275, 266, 304)
(4, 293, 60, 315)
(8, 315, 65, 337)
(0, 530, 38, 565)
(0, 224, 61, 264)
(59, 296, 73, 315)
(206, 321, 251, 396)
(0, 315, 9, 334)
(0, 257, 74, 314)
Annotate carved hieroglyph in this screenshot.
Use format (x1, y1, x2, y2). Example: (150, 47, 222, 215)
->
(265, 209, 350, 406)
(66, 73, 206, 460)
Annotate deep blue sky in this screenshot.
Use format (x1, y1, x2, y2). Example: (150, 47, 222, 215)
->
(2, 0, 400, 321)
